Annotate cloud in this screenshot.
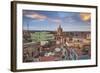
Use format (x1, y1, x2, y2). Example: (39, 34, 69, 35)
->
(25, 13, 47, 21)
(64, 17, 76, 23)
(80, 13, 91, 22)
(48, 18, 62, 24)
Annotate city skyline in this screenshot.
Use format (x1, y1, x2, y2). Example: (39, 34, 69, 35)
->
(23, 10, 91, 31)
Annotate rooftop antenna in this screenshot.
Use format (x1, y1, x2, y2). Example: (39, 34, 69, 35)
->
(27, 22, 29, 33)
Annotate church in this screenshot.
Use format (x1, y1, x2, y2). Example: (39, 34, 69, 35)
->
(54, 25, 67, 45)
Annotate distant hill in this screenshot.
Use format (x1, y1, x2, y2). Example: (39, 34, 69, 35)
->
(23, 30, 90, 33)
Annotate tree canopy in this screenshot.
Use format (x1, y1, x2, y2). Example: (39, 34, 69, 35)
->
(31, 32, 54, 43)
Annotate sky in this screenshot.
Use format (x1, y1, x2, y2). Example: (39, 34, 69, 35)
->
(23, 10, 91, 31)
